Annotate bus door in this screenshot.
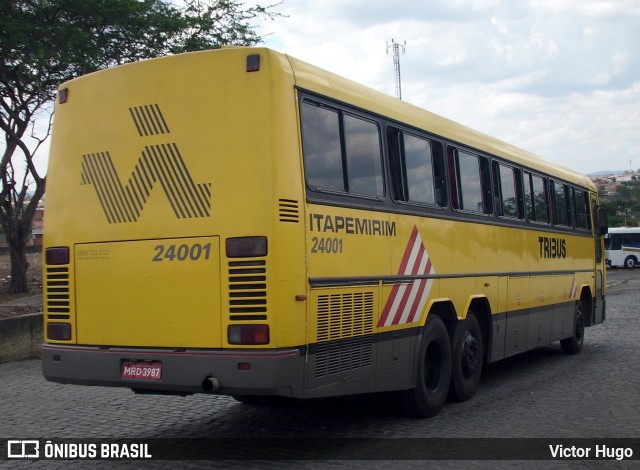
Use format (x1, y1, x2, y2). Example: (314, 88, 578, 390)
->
(591, 196, 606, 325)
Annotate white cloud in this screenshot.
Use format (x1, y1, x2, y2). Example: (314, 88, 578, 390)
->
(259, 0, 640, 173)
(13, 0, 638, 178)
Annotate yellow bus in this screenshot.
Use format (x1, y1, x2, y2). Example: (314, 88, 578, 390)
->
(42, 47, 607, 417)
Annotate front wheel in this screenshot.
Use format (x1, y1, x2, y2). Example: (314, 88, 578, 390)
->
(449, 312, 484, 402)
(624, 256, 637, 269)
(398, 315, 452, 418)
(560, 300, 585, 355)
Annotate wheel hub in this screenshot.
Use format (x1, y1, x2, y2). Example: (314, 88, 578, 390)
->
(461, 331, 481, 378)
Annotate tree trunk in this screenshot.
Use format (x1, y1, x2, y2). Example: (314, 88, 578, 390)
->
(0, 172, 45, 294)
(0, 181, 45, 294)
(8, 239, 29, 294)
(3, 215, 33, 294)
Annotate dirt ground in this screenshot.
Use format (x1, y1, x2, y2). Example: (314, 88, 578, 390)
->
(0, 251, 43, 318)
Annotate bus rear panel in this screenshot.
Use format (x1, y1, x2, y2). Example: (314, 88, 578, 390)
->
(43, 49, 308, 396)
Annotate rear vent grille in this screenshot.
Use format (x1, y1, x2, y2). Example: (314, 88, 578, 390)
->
(278, 199, 300, 223)
(315, 292, 374, 378)
(228, 260, 267, 321)
(45, 267, 70, 320)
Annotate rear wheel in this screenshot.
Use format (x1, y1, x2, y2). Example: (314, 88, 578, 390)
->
(449, 312, 483, 402)
(561, 300, 585, 355)
(398, 315, 452, 418)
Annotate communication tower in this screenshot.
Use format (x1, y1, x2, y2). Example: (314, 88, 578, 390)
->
(386, 39, 406, 99)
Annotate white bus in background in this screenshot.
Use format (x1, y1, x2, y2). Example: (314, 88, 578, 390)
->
(605, 227, 640, 268)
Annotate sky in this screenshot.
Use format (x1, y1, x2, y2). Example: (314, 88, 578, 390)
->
(256, 0, 640, 175)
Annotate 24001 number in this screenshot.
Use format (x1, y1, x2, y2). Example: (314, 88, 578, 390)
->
(153, 243, 212, 262)
(311, 237, 343, 254)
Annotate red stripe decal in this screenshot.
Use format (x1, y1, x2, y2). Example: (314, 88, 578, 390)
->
(378, 226, 435, 327)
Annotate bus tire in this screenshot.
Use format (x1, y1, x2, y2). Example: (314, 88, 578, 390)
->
(398, 315, 452, 418)
(624, 256, 637, 269)
(560, 300, 585, 355)
(448, 312, 483, 402)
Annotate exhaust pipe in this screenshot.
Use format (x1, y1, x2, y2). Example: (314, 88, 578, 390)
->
(202, 376, 220, 392)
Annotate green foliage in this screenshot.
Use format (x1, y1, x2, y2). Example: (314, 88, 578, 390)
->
(600, 181, 640, 228)
(0, 0, 282, 292)
(1, 0, 280, 104)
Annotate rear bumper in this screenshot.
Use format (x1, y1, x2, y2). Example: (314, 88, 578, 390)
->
(42, 344, 304, 397)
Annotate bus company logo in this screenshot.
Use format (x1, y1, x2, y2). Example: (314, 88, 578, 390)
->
(80, 105, 211, 224)
(378, 226, 435, 327)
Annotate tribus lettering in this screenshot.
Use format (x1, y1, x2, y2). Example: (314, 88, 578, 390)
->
(538, 236, 567, 259)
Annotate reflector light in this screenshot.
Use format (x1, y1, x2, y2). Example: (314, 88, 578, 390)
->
(238, 362, 252, 370)
(226, 237, 267, 258)
(58, 88, 68, 104)
(246, 54, 260, 72)
(228, 325, 270, 345)
(45, 247, 70, 265)
(47, 323, 71, 341)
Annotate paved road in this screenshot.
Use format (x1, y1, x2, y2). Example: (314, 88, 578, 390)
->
(1, 271, 639, 469)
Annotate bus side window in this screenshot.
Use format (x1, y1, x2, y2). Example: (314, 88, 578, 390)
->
(387, 127, 446, 207)
(300, 100, 384, 197)
(570, 188, 577, 228)
(525, 172, 549, 223)
(564, 185, 574, 227)
(432, 143, 447, 207)
(456, 149, 482, 212)
(492, 162, 502, 216)
(447, 147, 459, 210)
(402, 133, 436, 205)
(450, 148, 491, 214)
(386, 127, 405, 200)
(551, 180, 569, 226)
(300, 101, 344, 192)
(574, 189, 591, 230)
(524, 172, 533, 220)
(343, 114, 384, 196)
(493, 162, 519, 219)
(480, 156, 493, 215)
(514, 168, 525, 219)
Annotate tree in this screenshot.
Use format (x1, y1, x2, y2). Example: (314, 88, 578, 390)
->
(0, 0, 281, 293)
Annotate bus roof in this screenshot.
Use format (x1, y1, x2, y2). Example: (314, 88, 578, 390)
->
(58, 47, 595, 191)
(278, 49, 595, 191)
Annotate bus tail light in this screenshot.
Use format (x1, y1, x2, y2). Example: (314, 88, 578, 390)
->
(226, 237, 267, 258)
(228, 325, 269, 345)
(47, 323, 71, 341)
(46, 247, 70, 265)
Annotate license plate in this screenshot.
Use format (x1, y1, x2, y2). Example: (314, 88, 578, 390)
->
(121, 361, 162, 380)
